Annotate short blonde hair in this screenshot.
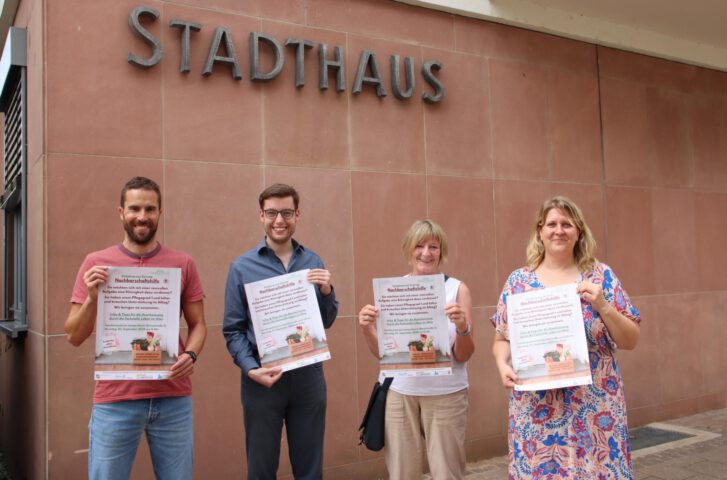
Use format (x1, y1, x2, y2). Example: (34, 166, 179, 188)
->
(402, 219, 449, 265)
(525, 196, 597, 272)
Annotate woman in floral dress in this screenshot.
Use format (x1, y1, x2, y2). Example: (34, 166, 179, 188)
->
(492, 196, 641, 479)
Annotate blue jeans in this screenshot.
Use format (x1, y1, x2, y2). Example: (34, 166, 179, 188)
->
(88, 396, 193, 480)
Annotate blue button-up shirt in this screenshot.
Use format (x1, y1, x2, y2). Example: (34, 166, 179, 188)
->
(223, 237, 338, 375)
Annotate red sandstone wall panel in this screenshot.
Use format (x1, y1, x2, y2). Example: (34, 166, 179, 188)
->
(423, 47, 491, 177)
(261, 21, 350, 169)
(163, 161, 264, 325)
(45, 155, 164, 336)
(12, 1, 727, 479)
(46, 0, 164, 157)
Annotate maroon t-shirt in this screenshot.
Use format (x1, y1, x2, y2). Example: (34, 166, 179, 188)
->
(71, 243, 205, 404)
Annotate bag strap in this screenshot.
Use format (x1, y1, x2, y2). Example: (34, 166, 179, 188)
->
(381, 377, 393, 390)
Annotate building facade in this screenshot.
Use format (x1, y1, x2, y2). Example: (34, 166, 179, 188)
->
(0, 0, 726, 478)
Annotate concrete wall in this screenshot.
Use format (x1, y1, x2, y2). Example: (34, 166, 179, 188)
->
(2, 0, 727, 478)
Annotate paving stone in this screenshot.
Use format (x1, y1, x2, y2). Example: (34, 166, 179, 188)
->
(685, 460, 727, 479)
(638, 464, 699, 480)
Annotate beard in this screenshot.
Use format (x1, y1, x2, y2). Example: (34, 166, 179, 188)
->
(123, 219, 157, 246)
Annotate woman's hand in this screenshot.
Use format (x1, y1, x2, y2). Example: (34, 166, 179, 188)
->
(496, 361, 518, 389)
(577, 280, 609, 314)
(358, 305, 381, 358)
(493, 333, 517, 389)
(578, 280, 640, 350)
(444, 303, 468, 333)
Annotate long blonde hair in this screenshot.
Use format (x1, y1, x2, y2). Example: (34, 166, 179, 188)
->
(525, 196, 597, 272)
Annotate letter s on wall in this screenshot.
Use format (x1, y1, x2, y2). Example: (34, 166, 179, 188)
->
(421, 60, 444, 104)
(128, 6, 163, 68)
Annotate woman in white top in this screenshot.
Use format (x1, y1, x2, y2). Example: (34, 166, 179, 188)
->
(358, 219, 475, 480)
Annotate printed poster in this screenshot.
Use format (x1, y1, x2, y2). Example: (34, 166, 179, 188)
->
(373, 274, 452, 377)
(508, 283, 592, 391)
(245, 269, 331, 372)
(95, 267, 181, 380)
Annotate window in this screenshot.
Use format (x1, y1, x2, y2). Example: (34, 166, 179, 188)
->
(0, 27, 26, 337)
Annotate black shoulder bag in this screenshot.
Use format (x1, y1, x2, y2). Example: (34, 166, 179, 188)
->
(358, 377, 393, 451)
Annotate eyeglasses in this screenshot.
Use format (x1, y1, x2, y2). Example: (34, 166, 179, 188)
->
(263, 209, 296, 220)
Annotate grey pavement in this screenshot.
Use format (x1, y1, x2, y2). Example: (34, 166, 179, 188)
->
(460, 407, 727, 480)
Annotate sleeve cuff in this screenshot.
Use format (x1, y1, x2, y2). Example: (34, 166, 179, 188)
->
(240, 356, 261, 375)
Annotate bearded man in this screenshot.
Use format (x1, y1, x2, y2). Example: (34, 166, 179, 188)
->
(64, 176, 206, 480)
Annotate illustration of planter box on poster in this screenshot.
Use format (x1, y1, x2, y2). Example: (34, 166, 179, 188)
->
(373, 274, 452, 378)
(543, 343, 575, 375)
(130, 331, 163, 365)
(245, 270, 331, 372)
(286, 325, 314, 356)
(408, 333, 436, 364)
(507, 284, 592, 391)
(94, 267, 181, 380)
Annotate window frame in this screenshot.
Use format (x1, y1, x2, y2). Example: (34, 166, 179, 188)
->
(0, 27, 27, 338)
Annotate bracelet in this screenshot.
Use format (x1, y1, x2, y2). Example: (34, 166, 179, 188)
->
(184, 350, 198, 363)
(456, 323, 472, 336)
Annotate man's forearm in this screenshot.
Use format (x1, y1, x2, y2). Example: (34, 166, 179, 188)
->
(319, 288, 338, 328)
(182, 300, 206, 356)
(64, 300, 97, 346)
(184, 320, 207, 356)
(223, 319, 260, 374)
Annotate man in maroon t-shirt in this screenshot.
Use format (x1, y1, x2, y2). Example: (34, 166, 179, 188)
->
(65, 177, 206, 480)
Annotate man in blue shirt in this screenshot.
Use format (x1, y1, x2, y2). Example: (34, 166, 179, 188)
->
(223, 183, 338, 480)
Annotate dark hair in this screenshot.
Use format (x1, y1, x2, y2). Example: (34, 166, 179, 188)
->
(258, 183, 299, 209)
(120, 177, 162, 208)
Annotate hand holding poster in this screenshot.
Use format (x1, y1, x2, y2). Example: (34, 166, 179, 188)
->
(95, 267, 181, 380)
(373, 274, 452, 377)
(507, 283, 592, 391)
(244, 269, 331, 372)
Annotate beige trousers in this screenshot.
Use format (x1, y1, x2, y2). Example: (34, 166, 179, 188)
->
(384, 389, 469, 480)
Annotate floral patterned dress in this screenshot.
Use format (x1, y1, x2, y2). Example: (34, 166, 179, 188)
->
(491, 263, 640, 480)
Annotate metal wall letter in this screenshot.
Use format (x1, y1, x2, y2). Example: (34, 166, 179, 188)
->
(203, 27, 242, 79)
(284, 38, 314, 87)
(353, 50, 386, 97)
(318, 44, 345, 92)
(126, 7, 446, 104)
(127, 6, 162, 68)
(170, 19, 201, 74)
(250, 33, 284, 81)
(421, 60, 444, 104)
(390, 55, 415, 100)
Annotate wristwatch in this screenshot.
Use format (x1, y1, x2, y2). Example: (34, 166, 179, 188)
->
(184, 350, 198, 363)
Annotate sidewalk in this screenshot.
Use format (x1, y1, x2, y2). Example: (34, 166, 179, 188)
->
(462, 407, 727, 479)
(1, 409, 724, 479)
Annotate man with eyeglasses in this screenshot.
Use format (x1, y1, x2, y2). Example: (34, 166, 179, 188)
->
(223, 183, 338, 480)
